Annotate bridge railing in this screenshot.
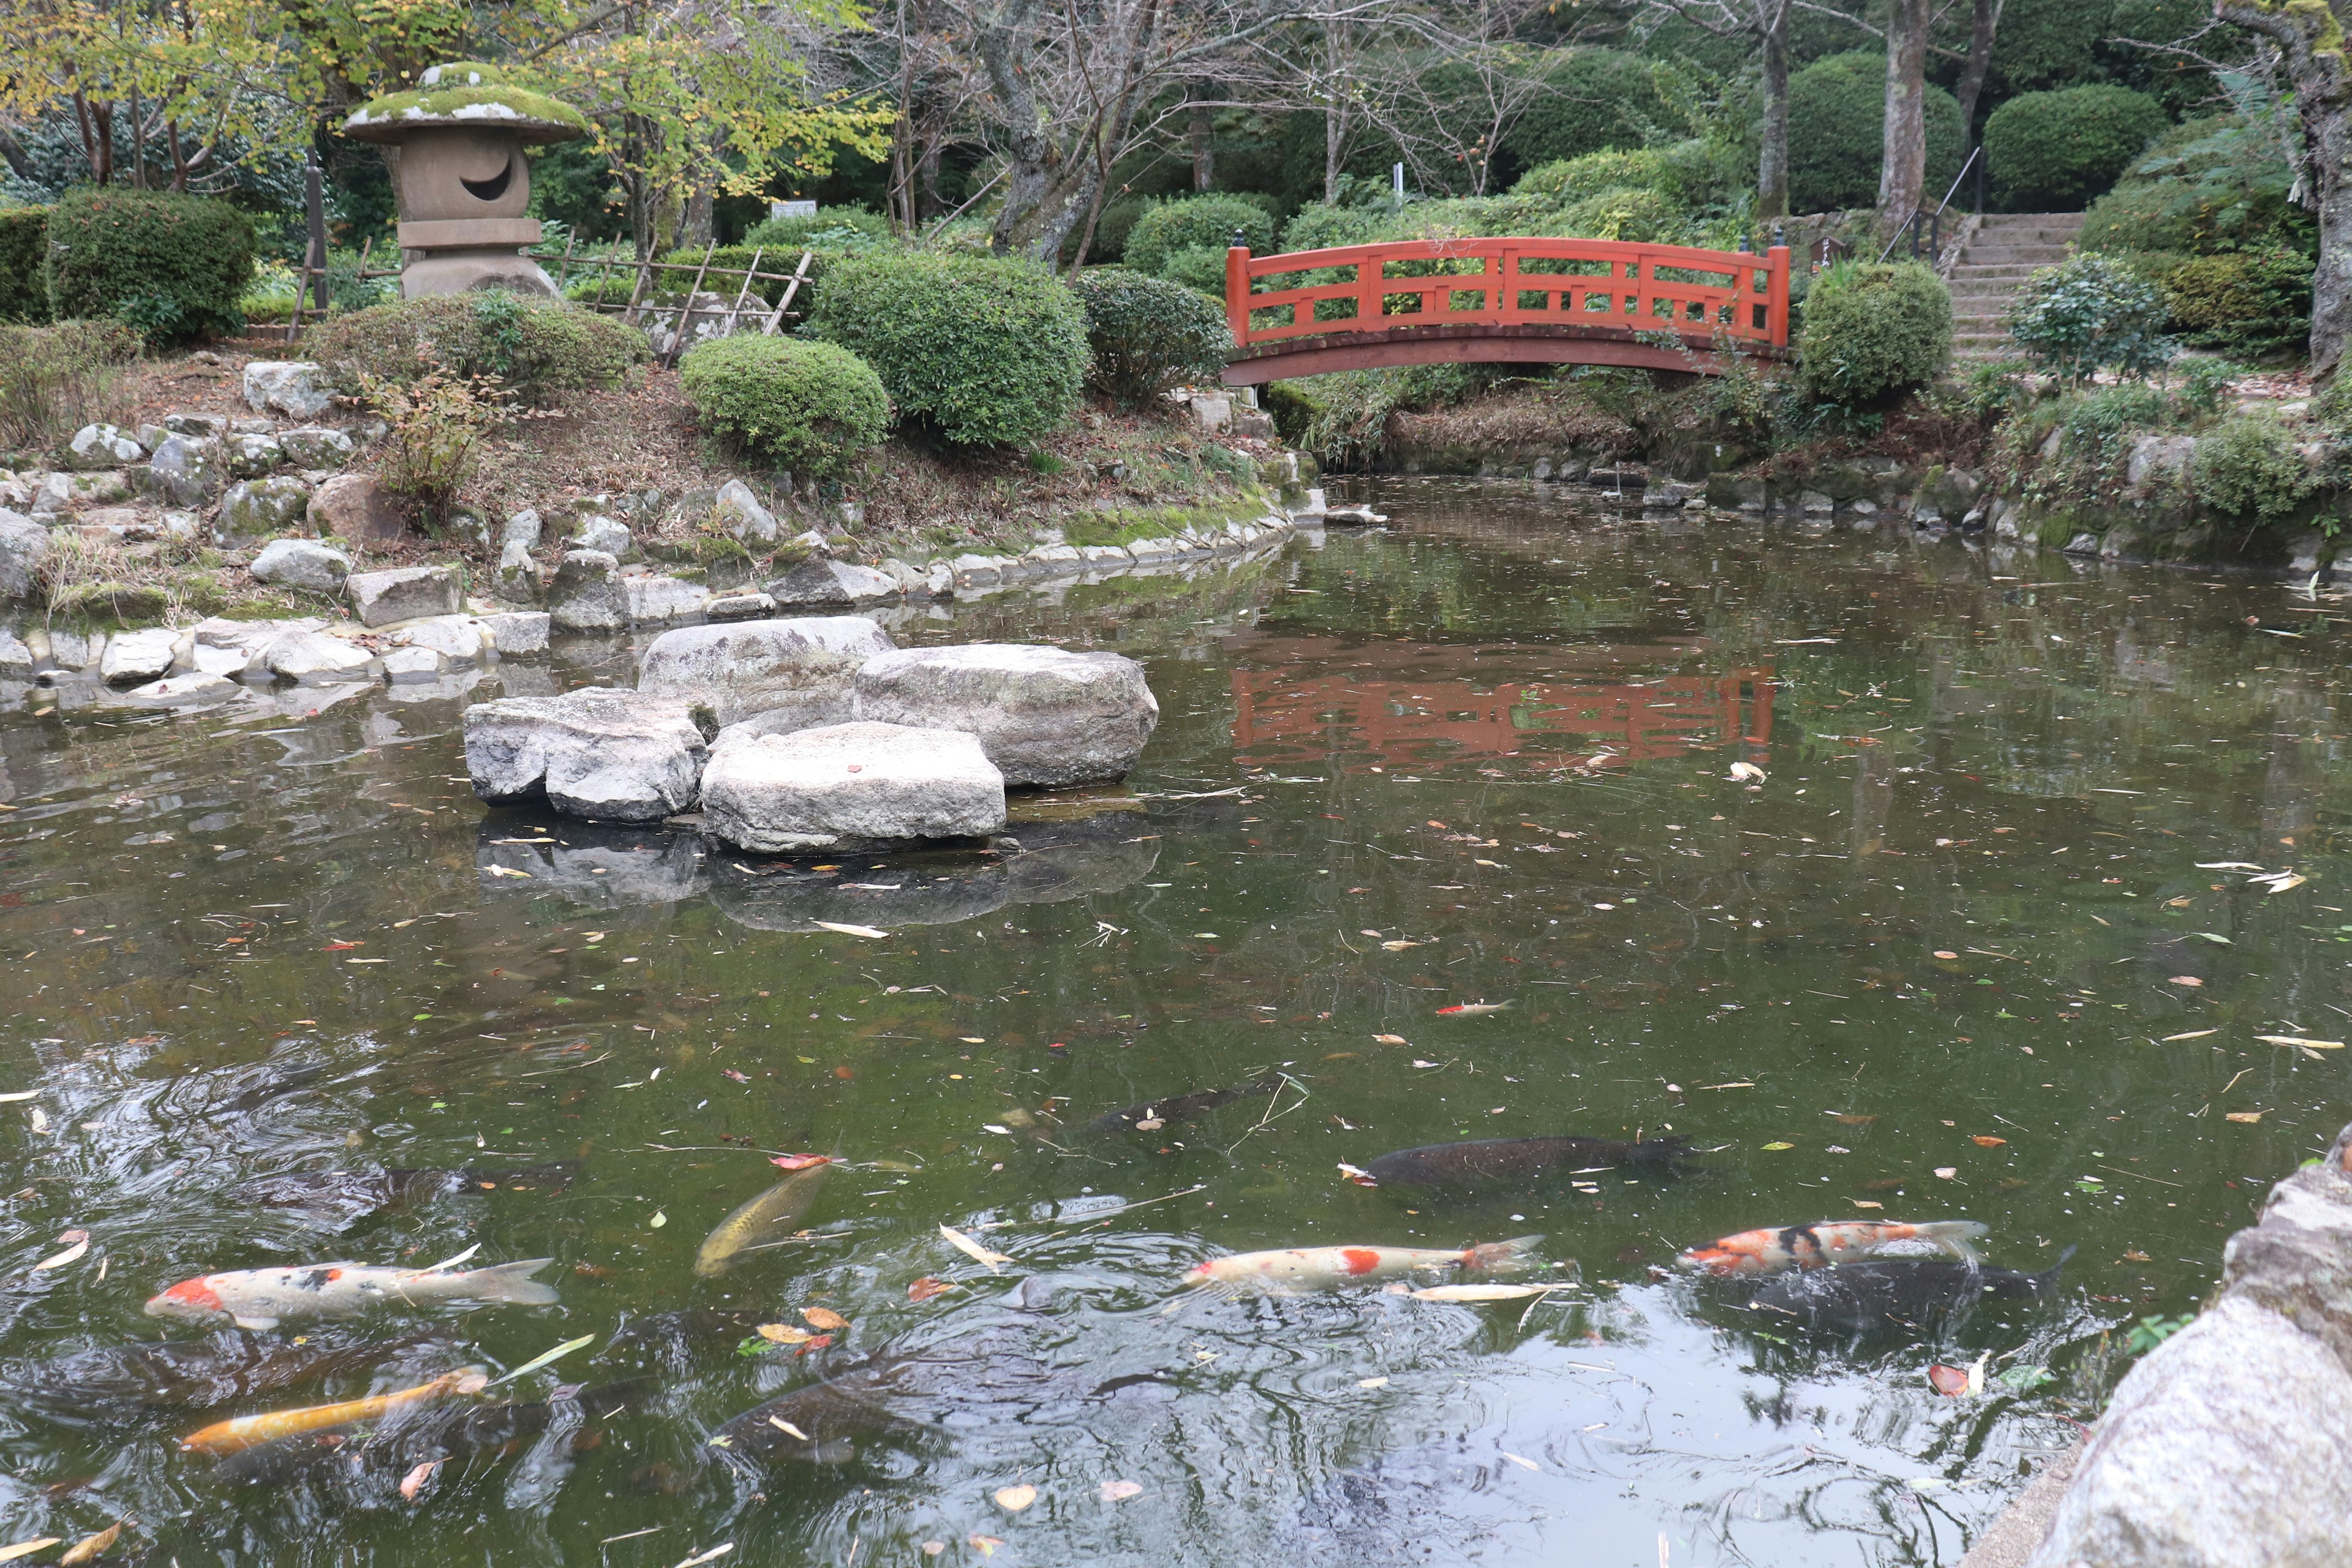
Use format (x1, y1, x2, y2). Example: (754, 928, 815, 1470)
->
(1223, 237, 1791, 356)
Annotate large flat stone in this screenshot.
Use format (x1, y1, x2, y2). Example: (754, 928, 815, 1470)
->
(636, 616, 894, 728)
(147, 435, 225, 507)
(699, 720, 1005, 853)
(249, 537, 351, 592)
(219, 477, 314, 540)
(463, 687, 710, 823)
(262, 630, 379, 682)
(766, 556, 898, 606)
(348, 564, 460, 627)
(308, 473, 405, 543)
(478, 611, 549, 656)
(624, 574, 710, 625)
(243, 360, 332, 420)
(852, 644, 1159, 787)
(100, 627, 181, 685)
(549, 549, 627, 632)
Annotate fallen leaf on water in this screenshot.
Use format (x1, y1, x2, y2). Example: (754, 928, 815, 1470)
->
(0, 1091, 36, 1104)
(1849, 1199, 1884, 1209)
(1931, 950, 1958, 960)
(2226, 1110, 2264, 1123)
(909, 1276, 954, 1302)
(1374, 1034, 1408, 1045)
(1134, 1117, 1164, 1131)
(1500, 1450, 1542, 1471)
(2194, 932, 2233, 945)
(720, 1069, 749, 1083)
(2168, 976, 2203, 987)
(1829, 1112, 1877, 1125)
(940, 1224, 1012, 1273)
(756, 1324, 813, 1345)
(57, 1523, 121, 1565)
(2162, 1029, 2219, 1041)
(649, 1212, 666, 1228)
(1760, 1141, 1795, 1152)
(812, 921, 889, 940)
(1934, 1167, 1958, 1180)
(802, 1306, 849, 1332)
(2258, 1036, 2343, 1052)
(325, 940, 363, 951)
(1410, 1284, 1553, 1302)
(399, 1460, 440, 1501)
(1381, 940, 1420, 951)
(0, 1543, 61, 1564)
(484, 865, 531, 878)
(32, 1239, 87, 1272)
(1971, 1136, 2007, 1147)
(1099, 1479, 1144, 1502)
(770, 1153, 830, 1170)
(970, 1537, 1004, 1558)
(1411, 1059, 1439, 1069)
(1928, 1365, 1970, 1396)
(922, 1545, 946, 1558)
(1728, 761, 1766, 782)
(995, 1484, 1037, 1512)
(488, 1332, 597, 1386)
(1357, 1376, 1389, 1389)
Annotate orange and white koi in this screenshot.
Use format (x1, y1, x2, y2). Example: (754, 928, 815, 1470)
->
(1434, 1001, 1515, 1017)
(146, 1257, 559, 1331)
(1675, 1219, 1986, 1276)
(1186, 1235, 1543, 1289)
(179, 1368, 488, 1455)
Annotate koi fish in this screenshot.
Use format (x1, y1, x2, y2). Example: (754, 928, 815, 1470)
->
(1185, 1236, 1543, 1289)
(1676, 1219, 1986, 1276)
(1354, 1135, 1693, 1189)
(1083, 1077, 1279, 1136)
(1751, 1249, 2074, 1332)
(1434, 1001, 1515, 1017)
(0, 1331, 440, 1417)
(215, 1376, 655, 1485)
(695, 1158, 832, 1277)
(180, 1367, 488, 1455)
(146, 1257, 560, 1331)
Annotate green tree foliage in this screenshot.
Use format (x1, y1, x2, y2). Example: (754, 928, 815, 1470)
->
(2006, 253, 2173, 381)
(0, 208, 50, 325)
(1513, 148, 1683, 207)
(678, 335, 889, 478)
(1494, 50, 1672, 177)
(1985, 86, 2168, 211)
(810, 252, 1087, 447)
(2078, 116, 2313, 257)
(311, 293, 646, 405)
(1068, 268, 1231, 410)
(1787, 52, 1964, 214)
(2160, 249, 2313, 357)
(45, 189, 253, 343)
(1797, 261, 1953, 408)
(1125, 195, 1277, 275)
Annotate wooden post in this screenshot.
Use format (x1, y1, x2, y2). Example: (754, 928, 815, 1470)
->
(1765, 244, 1792, 347)
(553, 234, 576, 293)
(623, 253, 652, 326)
(287, 160, 328, 342)
(665, 241, 720, 366)
(1226, 246, 1251, 347)
(764, 251, 812, 335)
(724, 246, 764, 334)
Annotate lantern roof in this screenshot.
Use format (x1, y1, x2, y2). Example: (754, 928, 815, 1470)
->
(342, 62, 589, 145)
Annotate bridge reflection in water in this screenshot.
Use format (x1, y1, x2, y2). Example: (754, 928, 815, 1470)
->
(1229, 639, 1774, 771)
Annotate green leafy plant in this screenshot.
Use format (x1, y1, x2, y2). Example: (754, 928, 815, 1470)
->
(1124, 194, 1276, 276)
(1985, 86, 2169, 212)
(1796, 261, 1953, 410)
(2193, 410, 2319, 524)
(2079, 116, 2314, 258)
(677, 334, 889, 479)
(810, 252, 1087, 447)
(2160, 250, 2313, 358)
(45, 187, 254, 343)
(743, 208, 893, 251)
(1547, 187, 1685, 244)
(2178, 357, 2247, 415)
(2008, 254, 2174, 383)
(1512, 147, 1683, 208)
(0, 207, 51, 325)
(1068, 268, 1230, 411)
(2124, 1314, 2194, 1355)
(311, 294, 646, 405)
(1999, 381, 2176, 511)
(356, 358, 508, 531)
(1787, 51, 1964, 214)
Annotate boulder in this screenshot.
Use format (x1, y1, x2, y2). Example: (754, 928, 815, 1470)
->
(0, 508, 49, 600)
(1077, 544, 1131, 568)
(148, 435, 225, 507)
(501, 508, 543, 550)
(494, 540, 544, 603)
(2061, 532, 2100, 557)
(0, 629, 34, 677)
(853, 644, 1159, 788)
(224, 432, 284, 479)
(308, 472, 406, 542)
(219, 476, 313, 539)
(700, 720, 1006, 853)
(624, 574, 710, 625)
(45, 628, 100, 671)
(276, 426, 355, 467)
(2126, 433, 2198, 492)
(67, 424, 145, 470)
(636, 616, 895, 728)
(712, 479, 778, 542)
(347, 564, 461, 627)
(249, 537, 352, 592)
(100, 627, 181, 685)
(263, 631, 377, 682)
(381, 645, 447, 680)
(925, 561, 956, 596)
(477, 611, 550, 657)
(462, 687, 710, 823)
(950, 554, 1005, 585)
(123, 671, 240, 705)
(391, 614, 488, 665)
(164, 412, 227, 437)
(242, 360, 332, 420)
(574, 513, 632, 557)
(706, 592, 778, 622)
(767, 556, 899, 607)
(549, 549, 627, 632)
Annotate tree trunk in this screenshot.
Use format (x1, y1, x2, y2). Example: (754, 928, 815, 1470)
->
(1189, 83, 1215, 190)
(1954, 0, 2005, 137)
(1757, 2, 1791, 221)
(1324, 24, 1348, 203)
(681, 184, 715, 248)
(1877, 0, 1928, 231)
(2218, 1, 2352, 377)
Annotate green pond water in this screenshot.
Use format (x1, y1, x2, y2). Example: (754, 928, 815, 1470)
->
(1, 478, 2346, 1566)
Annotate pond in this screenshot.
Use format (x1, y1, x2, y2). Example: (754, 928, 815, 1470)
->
(1, 478, 2344, 1567)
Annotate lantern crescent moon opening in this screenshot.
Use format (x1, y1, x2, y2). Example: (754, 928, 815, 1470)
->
(461, 152, 516, 203)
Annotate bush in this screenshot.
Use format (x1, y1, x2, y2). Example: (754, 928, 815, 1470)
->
(2193, 411, 2318, 522)
(46, 187, 254, 342)
(1797, 261, 1952, 408)
(0, 319, 140, 457)
(810, 252, 1087, 446)
(2008, 253, 2173, 382)
(2079, 116, 2313, 258)
(1280, 203, 1386, 254)
(2160, 249, 2312, 358)
(1125, 194, 1275, 276)
(1986, 86, 2169, 212)
(1546, 187, 1686, 244)
(0, 208, 50, 324)
(1158, 244, 1232, 298)
(1499, 50, 1672, 173)
(356, 363, 503, 531)
(1787, 52, 1964, 214)
(1068, 268, 1230, 410)
(742, 208, 893, 252)
(1514, 148, 1683, 208)
(678, 335, 889, 478)
(310, 292, 646, 405)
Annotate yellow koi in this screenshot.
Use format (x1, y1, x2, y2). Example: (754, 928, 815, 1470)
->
(179, 1368, 485, 1455)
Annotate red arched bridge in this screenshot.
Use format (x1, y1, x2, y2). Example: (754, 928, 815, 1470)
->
(1219, 236, 1791, 384)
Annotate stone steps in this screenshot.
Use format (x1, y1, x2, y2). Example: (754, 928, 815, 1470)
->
(1943, 212, 2086, 360)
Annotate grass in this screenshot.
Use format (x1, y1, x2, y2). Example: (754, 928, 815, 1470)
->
(0, 320, 144, 464)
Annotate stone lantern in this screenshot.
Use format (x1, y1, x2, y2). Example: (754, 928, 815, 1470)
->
(341, 61, 590, 298)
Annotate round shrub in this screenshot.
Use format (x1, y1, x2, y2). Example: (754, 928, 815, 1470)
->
(2078, 116, 2312, 258)
(1499, 50, 1670, 173)
(1787, 52, 1964, 214)
(2160, 249, 2312, 357)
(309, 292, 647, 405)
(2193, 411, 2317, 523)
(1986, 86, 2168, 212)
(0, 207, 50, 324)
(1158, 244, 1232, 298)
(1513, 148, 1681, 208)
(46, 188, 254, 342)
(1797, 261, 1952, 407)
(679, 335, 889, 478)
(1280, 203, 1385, 254)
(1069, 268, 1230, 410)
(810, 252, 1087, 446)
(1125, 194, 1275, 276)
(1545, 187, 1686, 244)
(2007, 253, 2173, 382)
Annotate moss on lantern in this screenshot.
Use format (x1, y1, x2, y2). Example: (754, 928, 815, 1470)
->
(343, 62, 589, 144)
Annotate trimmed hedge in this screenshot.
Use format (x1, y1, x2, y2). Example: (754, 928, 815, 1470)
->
(1499, 50, 1672, 173)
(2161, 249, 2312, 358)
(1126, 194, 1276, 276)
(310, 292, 646, 404)
(0, 208, 50, 325)
(1797, 261, 1951, 408)
(811, 252, 1087, 447)
(1986, 86, 2168, 212)
(47, 188, 253, 342)
(1787, 52, 1964, 214)
(1069, 268, 1230, 410)
(679, 335, 889, 478)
